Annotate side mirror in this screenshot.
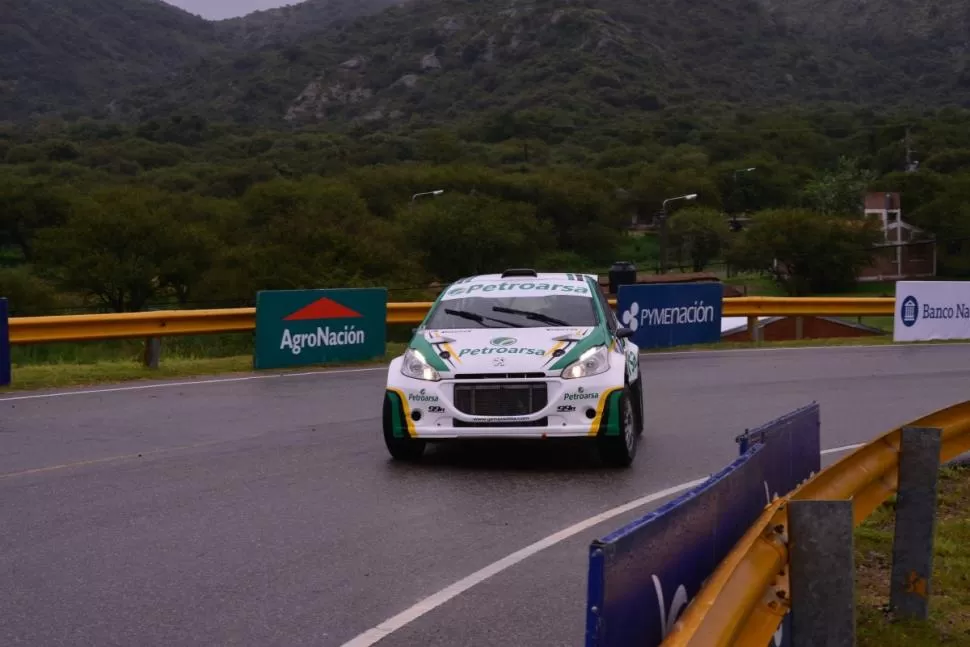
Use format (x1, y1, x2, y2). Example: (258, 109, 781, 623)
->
(616, 327, 634, 339)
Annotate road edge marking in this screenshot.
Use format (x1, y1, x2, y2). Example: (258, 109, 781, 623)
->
(0, 366, 387, 402)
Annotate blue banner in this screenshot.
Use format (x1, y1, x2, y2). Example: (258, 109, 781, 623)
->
(616, 283, 723, 349)
(0, 297, 9, 387)
(584, 403, 820, 647)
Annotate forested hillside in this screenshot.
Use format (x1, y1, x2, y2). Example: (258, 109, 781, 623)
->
(4, 0, 970, 124)
(3, 0, 970, 319)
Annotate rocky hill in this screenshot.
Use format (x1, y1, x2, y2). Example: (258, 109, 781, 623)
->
(1, 0, 222, 120)
(215, 0, 410, 48)
(3, 0, 970, 126)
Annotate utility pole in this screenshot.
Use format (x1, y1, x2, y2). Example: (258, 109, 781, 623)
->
(905, 126, 918, 172)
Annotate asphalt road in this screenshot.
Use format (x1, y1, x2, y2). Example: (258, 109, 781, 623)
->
(2, 343, 970, 647)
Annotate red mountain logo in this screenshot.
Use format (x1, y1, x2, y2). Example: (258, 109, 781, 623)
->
(284, 297, 362, 321)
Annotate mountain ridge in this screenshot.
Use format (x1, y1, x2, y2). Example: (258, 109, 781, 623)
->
(3, 0, 970, 126)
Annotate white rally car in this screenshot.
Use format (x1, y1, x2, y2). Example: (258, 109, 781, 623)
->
(382, 269, 644, 467)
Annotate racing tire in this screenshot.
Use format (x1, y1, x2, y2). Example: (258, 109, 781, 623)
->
(631, 375, 645, 435)
(383, 395, 426, 462)
(598, 386, 639, 468)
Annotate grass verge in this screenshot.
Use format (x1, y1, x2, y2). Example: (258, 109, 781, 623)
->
(856, 463, 970, 645)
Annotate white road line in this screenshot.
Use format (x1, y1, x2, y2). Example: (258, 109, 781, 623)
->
(821, 443, 865, 455)
(0, 366, 386, 402)
(340, 441, 868, 647)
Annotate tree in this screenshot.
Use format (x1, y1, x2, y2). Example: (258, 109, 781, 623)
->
(229, 177, 421, 293)
(399, 193, 554, 281)
(801, 156, 876, 216)
(32, 186, 198, 311)
(0, 173, 74, 261)
(726, 208, 883, 295)
(667, 207, 730, 272)
(154, 194, 238, 305)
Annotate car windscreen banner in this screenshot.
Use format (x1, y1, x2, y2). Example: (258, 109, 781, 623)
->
(584, 403, 820, 647)
(616, 283, 722, 349)
(254, 288, 387, 370)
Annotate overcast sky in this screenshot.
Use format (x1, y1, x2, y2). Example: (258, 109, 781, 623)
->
(165, 0, 298, 20)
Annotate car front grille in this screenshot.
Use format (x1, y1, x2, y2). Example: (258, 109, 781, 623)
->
(452, 382, 548, 417)
(453, 418, 548, 428)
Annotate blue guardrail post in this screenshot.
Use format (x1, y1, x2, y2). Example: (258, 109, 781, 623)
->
(0, 297, 9, 387)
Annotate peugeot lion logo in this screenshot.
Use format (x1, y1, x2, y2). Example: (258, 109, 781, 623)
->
(900, 295, 919, 327)
(490, 336, 517, 346)
(621, 302, 640, 331)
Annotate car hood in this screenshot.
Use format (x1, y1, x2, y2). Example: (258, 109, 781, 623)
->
(419, 327, 602, 374)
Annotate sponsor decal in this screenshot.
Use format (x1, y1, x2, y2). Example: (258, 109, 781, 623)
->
(284, 297, 363, 321)
(900, 295, 919, 327)
(919, 301, 970, 321)
(470, 415, 532, 423)
(899, 292, 970, 327)
(490, 336, 517, 346)
(458, 346, 546, 357)
(621, 300, 715, 330)
(408, 388, 439, 403)
(428, 405, 445, 413)
(564, 386, 600, 401)
(444, 281, 590, 298)
(557, 404, 576, 413)
(280, 325, 366, 355)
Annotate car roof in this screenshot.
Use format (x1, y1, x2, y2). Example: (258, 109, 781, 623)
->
(453, 272, 597, 283)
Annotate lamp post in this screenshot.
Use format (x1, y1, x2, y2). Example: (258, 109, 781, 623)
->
(659, 193, 697, 274)
(411, 189, 444, 202)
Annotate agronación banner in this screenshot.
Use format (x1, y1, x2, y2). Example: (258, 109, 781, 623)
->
(254, 288, 387, 369)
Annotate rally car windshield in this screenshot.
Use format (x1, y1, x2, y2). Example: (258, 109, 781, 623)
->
(423, 294, 598, 329)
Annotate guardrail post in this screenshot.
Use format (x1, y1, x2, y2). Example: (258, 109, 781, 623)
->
(795, 316, 804, 340)
(748, 316, 759, 342)
(889, 426, 942, 621)
(143, 336, 161, 369)
(788, 499, 855, 647)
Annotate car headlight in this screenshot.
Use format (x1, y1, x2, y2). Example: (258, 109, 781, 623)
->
(561, 345, 610, 379)
(401, 348, 441, 382)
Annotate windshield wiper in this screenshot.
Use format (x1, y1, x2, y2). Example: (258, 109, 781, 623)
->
(491, 306, 570, 327)
(444, 308, 522, 328)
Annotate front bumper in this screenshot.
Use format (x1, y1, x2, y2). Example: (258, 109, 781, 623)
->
(383, 372, 626, 440)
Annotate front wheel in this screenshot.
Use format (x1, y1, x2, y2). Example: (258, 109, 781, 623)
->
(383, 393, 426, 462)
(598, 387, 639, 468)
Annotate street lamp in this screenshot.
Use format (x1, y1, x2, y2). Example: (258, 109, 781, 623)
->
(733, 167, 756, 181)
(658, 193, 697, 274)
(411, 189, 444, 202)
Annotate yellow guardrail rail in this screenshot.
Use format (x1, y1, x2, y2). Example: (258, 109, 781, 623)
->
(9, 308, 257, 344)
(6, 296, 896, 344)
(661, 399, 970, 646)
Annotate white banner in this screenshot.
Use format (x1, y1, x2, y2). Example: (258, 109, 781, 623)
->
(894, 281, 970, 342)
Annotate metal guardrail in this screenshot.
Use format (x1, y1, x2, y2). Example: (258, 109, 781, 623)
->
(9, 308, 257, 344)
(660, 399, 970, 646)
(7, 297, 896, 344)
